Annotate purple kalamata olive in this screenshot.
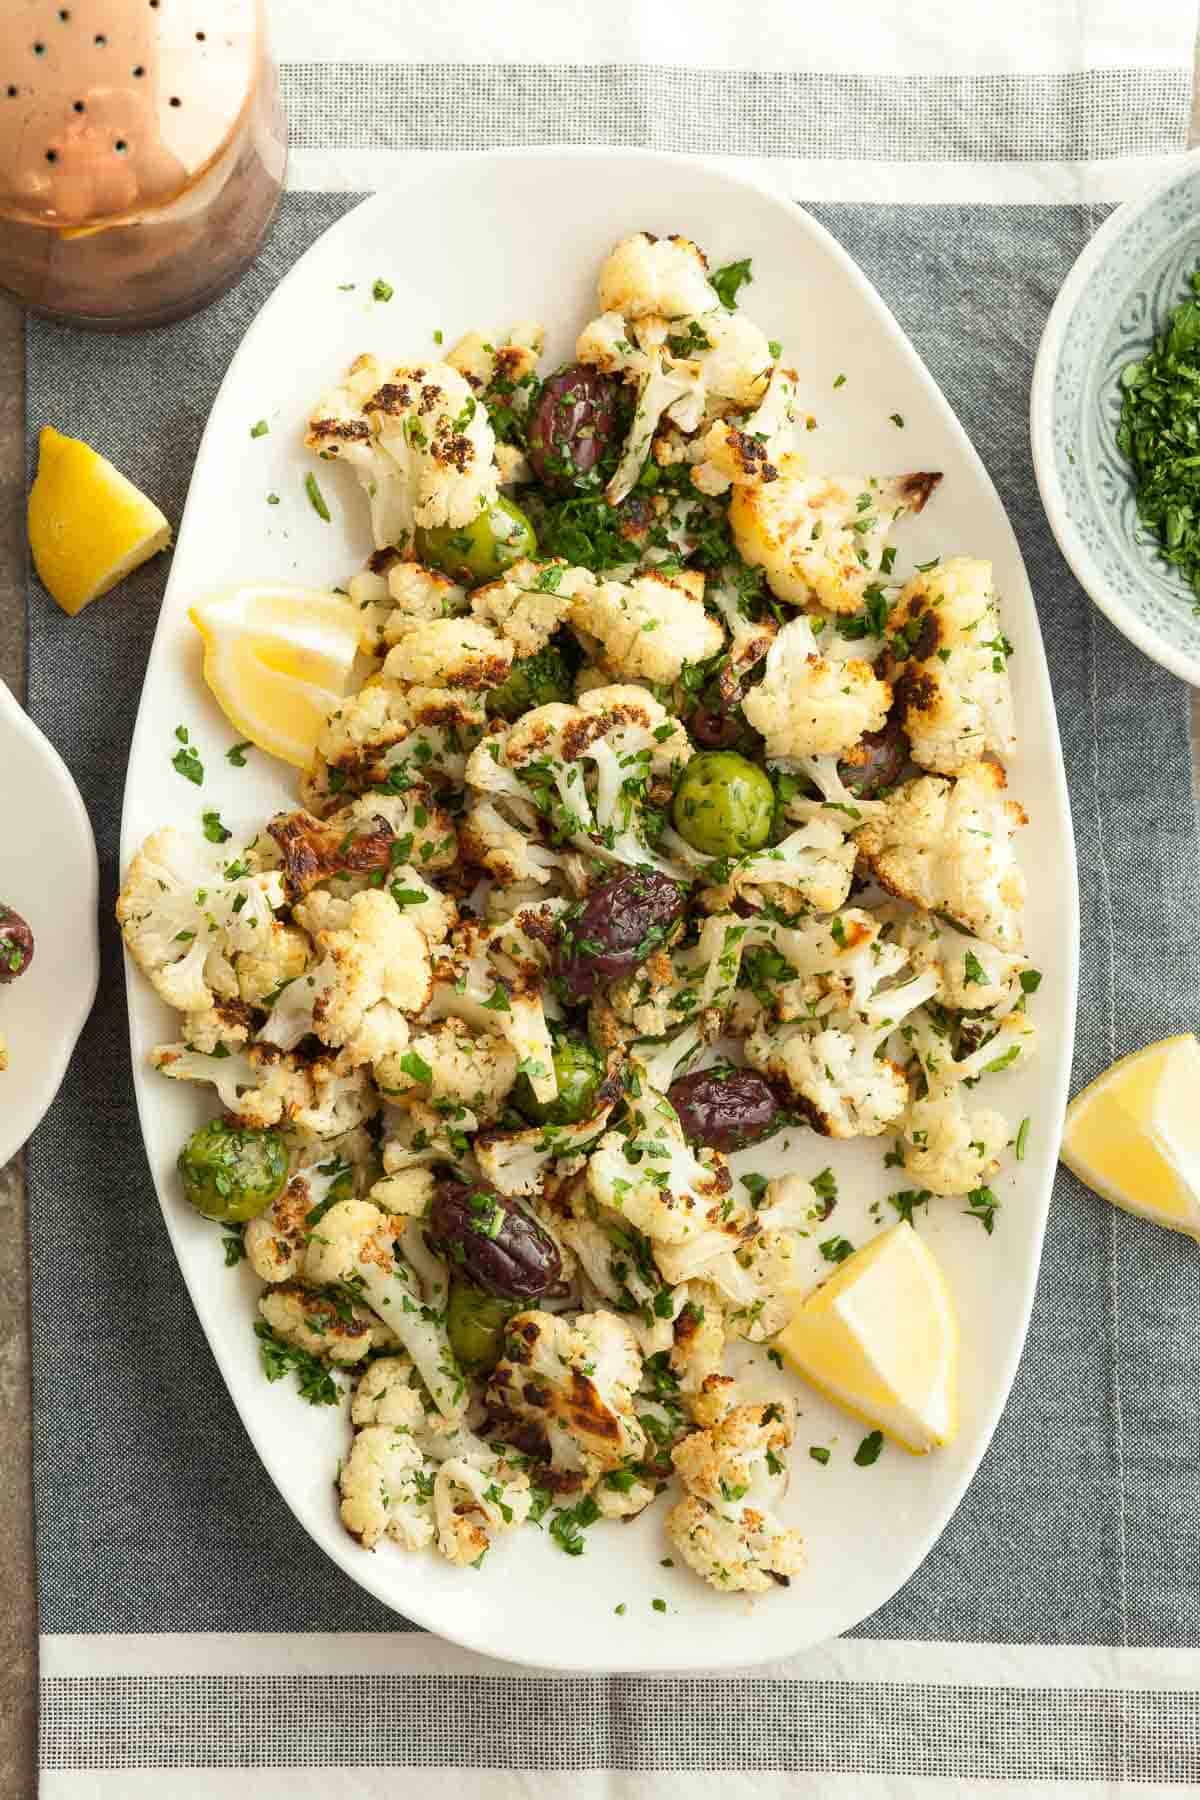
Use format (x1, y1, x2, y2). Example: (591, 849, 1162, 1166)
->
(837, 718, 910, 798)
(526, 363, 621, 492)
(428, 1179, 561, 1300)
(555, 869, 686, 1002)
(0, 903, 34, 984)
(668, 1067, 784, 1152)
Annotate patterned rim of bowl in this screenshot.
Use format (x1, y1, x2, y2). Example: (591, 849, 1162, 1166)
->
(1031, 148, 1200, 687)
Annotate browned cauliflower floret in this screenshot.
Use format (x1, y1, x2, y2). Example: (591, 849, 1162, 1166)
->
(855, 762, 1027, 951)
(487, 1308, 646, 1485)
(666, 1402, 805, 1594)
(740, 614, 890, 762)
(888, 555, 1016, 774)
(258, 1279, 398, 1363)
(730, 464, 941, 612)
(374, 1016, 518, 1120)
(382, 617, 514, 690)
(569, 569, 724, 687)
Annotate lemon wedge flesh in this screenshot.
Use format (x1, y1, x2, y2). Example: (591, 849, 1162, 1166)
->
(1061, 1034, 1200, 1241)
(189, 585, 362, 770)
(777, 1222, 959, 1454)
(28, 425, 171, 615)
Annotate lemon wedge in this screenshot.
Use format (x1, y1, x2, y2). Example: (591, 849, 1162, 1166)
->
(777, 1222, 959, 1454)
(1061, 1034, 1200, 1241)
(189, 585, 362, 770)
(28, 425, 171, 615)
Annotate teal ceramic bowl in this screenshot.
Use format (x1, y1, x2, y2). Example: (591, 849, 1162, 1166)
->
(1031, 152, 1200, 685)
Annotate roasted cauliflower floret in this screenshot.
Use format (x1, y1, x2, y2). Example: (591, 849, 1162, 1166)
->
(744, 960, 940, 1139)
(586, 1063, 732, 1248)
(730, 465, 941, 612)
(856, 762, 1027, 951)
(235, 924, 311, 1007)
(596, 232, 717, 320)
(350, 1354, 428, 1429)
(487, 1308, 647, 1483)
(666, 1401, 805, 1594)
(307, 686, 484, 809)
(470, 558, 591, 658)
(469, 685, 692, 879)
(260, 888, 432, 1065)
(698, 812, 857, 917)
(433, 1447, 533, 1566)
(382, 616, 514, 690)
(569, 568, 723, 687)
(895, 1007, 1037, 1195)
(374, 1016, 518, 1119)
(889, 556, 1016, 774)
(741, 614, 891, 762)
(690, 364, 799, 496)
(258, 1279, 397, 1363)
(423, 913, 560, 1107)
(116, 827, 286, 1014)
(339, 1425, 436, 1551)
(150, 1041, 378, 1138)
(304, 1197, 466, 1422)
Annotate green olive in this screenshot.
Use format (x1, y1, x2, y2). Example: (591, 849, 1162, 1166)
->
(446, 1277, 518, 1374)
(177, 1117, 288, 1223)
(416, 496, 537, 587)
(513, 1030, 607, 1127)
(486, 642, 575, 722)
(671, 750, 775, 857)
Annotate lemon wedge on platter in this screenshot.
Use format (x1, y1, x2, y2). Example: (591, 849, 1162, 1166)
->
(1061, 1034, 1200, 1241)
(189, 584, 362, 770)
(777, 1221, 960, 1455)
(28, 426, 171, 615)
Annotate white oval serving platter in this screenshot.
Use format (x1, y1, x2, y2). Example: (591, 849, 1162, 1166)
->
(121, 149, 1078, 1672)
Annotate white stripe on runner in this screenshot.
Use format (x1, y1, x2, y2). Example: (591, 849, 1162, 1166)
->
(37, 1631, 1200, 1686)
(34, 1771, 1199, 1800)
(268, 0, 1197, 78)
(283, 146, 1190, 205)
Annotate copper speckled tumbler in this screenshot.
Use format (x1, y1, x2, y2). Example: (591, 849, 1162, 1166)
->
(0, 0, 286, 328)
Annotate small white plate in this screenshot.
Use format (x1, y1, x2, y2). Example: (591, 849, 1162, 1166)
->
(0, 678, 99, 1167)
(121, 149, 1078, 1671)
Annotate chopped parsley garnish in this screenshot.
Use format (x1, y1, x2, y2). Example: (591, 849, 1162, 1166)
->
(809, 1445, 831, 1466)
(651, 1597, 667, 1613)
(304, 472, 331, 521)
(965, 1185, 1000, 1234)
(819, 1235, 855, 1264)
(226, 741, 252, 767)
(854, 1430, 883, 1467)
(254, 1321, 341, 1405)
(171, 726, 203, 785)
(710, 257, 753, 311)
(266, 493, 280, 505)
(372, 278, 394, 302)
(548, 1493, 601, 1556)
(962, 950, 988, 986)
(1015, 1117, 1031, 1161)
(222, 1232, 246, 1266)
(1118, 268, 1200, 610)
(833, 372, 847, 389)
(889, 412, 904, 427)
(250, 418, 269, 438)
(398, 1050, 433, 1086)
(1020, 969, 1043, 994)
(888, 1188, 932, 1226)
(201, 809, 230, 844)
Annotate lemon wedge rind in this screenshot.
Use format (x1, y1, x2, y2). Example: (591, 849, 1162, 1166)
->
(28, 425, 171, 615)
(189, 584, 362, 771)
(1061, 1033, 1200, 1242)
